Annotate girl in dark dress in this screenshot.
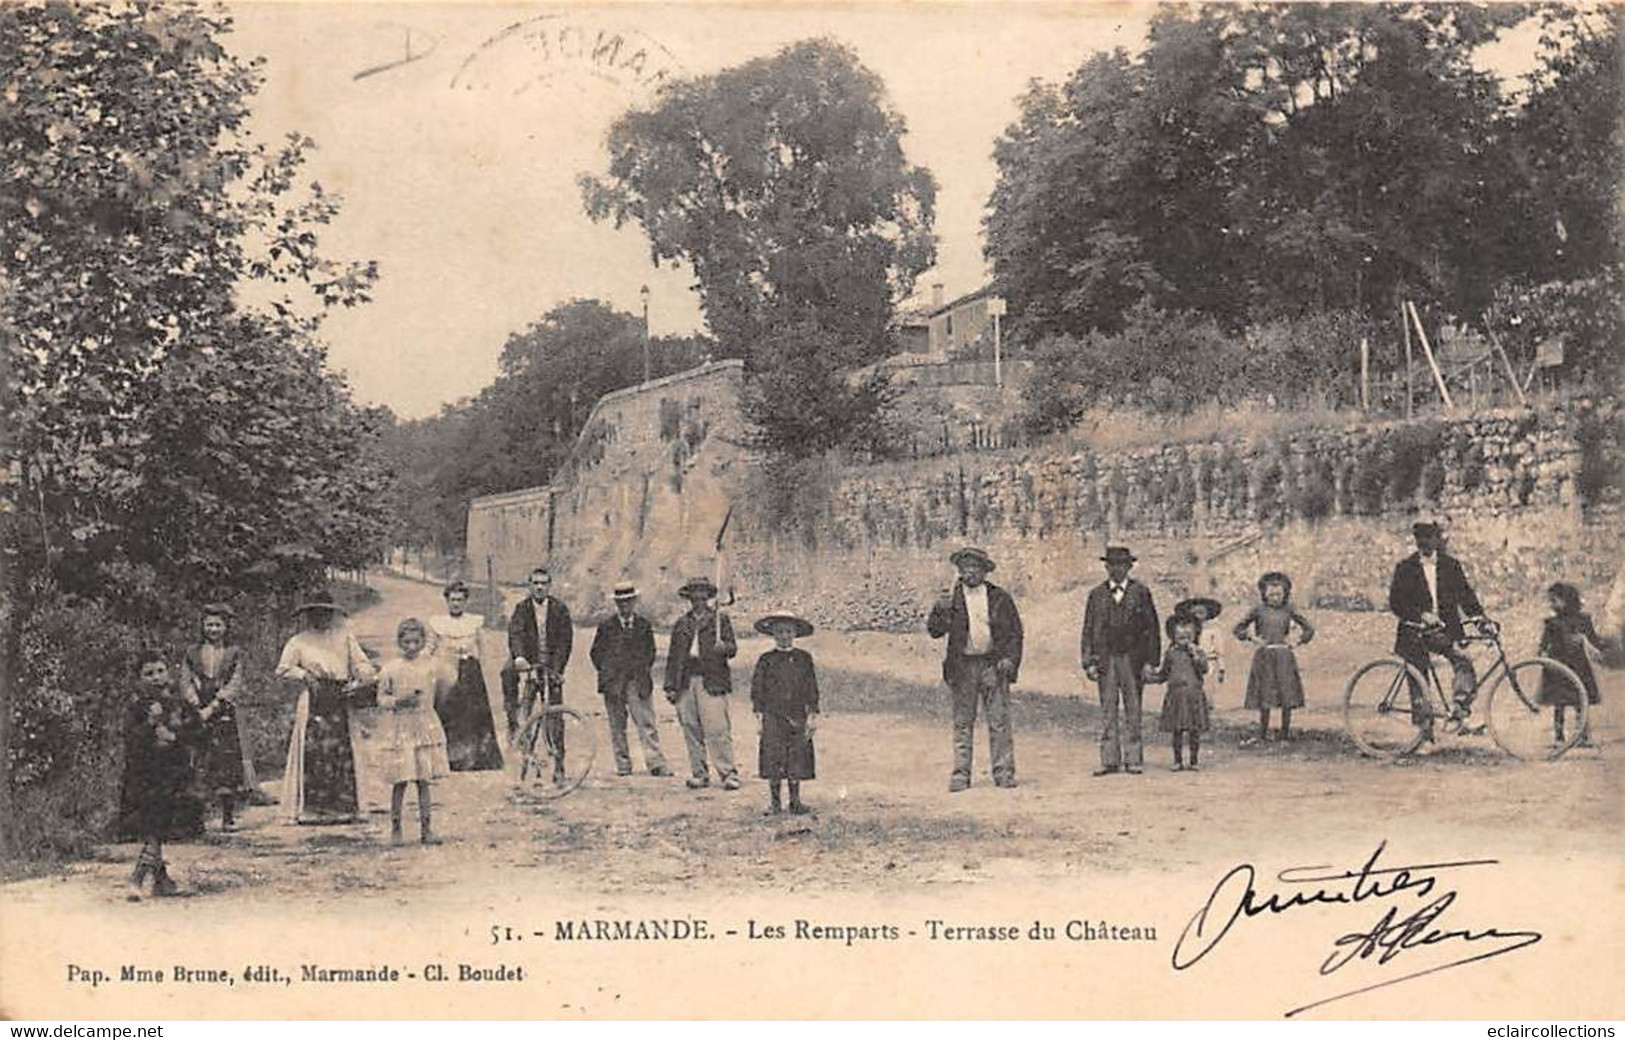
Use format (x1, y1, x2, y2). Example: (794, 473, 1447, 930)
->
(1152, 614, 1211, 771)
(1233, 572, 1316, 742)
(120, 651, 204, 901)
(750, 614, 820, 815)
(1538, 582, 1616, 747)
(180, 603, 248, 831)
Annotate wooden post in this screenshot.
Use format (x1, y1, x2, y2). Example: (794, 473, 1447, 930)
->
(486, 555, 497, 626)
(1406, 301, 1455, 409)
(1480, 317, 1529, 407)
(1401, 303, 1413, 419)
(1359, 337, 1370, 412)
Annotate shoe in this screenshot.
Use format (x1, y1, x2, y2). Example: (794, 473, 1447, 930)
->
(650, 766, 672, 777)
(390, 829, 406, 846)
(615, 768, 633, 777)
(221, 819, 239, 833)
(948, 778, 970, 793)
(721, 776, 742, 791)
(151, 871, 180, 898)
(994, 778, 1018, 789)
(1172, 762, 1185, 772)
(685, 777, 710, 789)
(1125, 766, 1143, 775)
(764, 805, 783, 816)
(1187, 763, 1201, 771)
(1091, 767, 1120, 777)
(788, 802, 811, 815)
(420, 833, 444, 846)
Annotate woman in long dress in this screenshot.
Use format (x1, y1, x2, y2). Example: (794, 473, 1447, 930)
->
(276, 590, 377, 824)
(426, 581, 504, 771)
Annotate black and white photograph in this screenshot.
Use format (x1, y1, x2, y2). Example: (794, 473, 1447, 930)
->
(1, 0, 1622, 1022)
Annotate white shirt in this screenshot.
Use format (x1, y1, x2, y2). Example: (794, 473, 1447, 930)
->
(1421, 555, 1439, 613)
(963, 584, 993, 655)
(1111, 582, 1127, 604)
(427, 613, 483, 660)
(275, 626, 376, 684)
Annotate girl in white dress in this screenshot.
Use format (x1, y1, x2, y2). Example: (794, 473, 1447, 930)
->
(374, 618, 452, 844)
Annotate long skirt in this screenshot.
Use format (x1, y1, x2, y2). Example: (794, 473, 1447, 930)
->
(200, 707, 247, 796)
(1537, 652, 1601, 707)
(117, 754, 205, 842)
(347, 707, 393, 813)
(436, 658, 503, 771)
(758, 712, 815, 781)
(279, 680, 360, 824)
(1244, 646, 1306, 709)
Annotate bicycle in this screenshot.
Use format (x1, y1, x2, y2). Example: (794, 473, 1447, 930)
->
(509, 664, 596, 798)
(1343, 616, 1588, 761)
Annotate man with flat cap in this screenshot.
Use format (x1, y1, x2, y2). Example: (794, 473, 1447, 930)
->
(589, 581, 670, 777)
(1389, 518, 1485, 748)
(928, 547, 1024, 792)
(1081, 546, 1161, 776)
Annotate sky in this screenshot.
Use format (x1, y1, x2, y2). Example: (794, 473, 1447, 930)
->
(225, 2, 1547, 420)
(226, 1, 1159, 418)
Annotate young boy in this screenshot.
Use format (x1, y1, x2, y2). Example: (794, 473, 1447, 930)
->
(750, 613, 820, 815)
(119, 651, 203, 901)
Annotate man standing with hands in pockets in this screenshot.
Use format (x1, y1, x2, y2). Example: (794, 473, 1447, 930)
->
(1081, 546, 1161, 776)
(928, 547, 1024, 793)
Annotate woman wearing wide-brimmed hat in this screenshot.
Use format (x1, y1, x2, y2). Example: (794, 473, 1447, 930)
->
(274, 590, 377, 824)
(662, 576, 740, 790)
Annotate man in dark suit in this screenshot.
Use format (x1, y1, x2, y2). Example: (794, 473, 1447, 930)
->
(1080, 546, 1161, 776)
(1389, 520, 1484, 744)
(928, 547, 1024, 792)
(589, 582, 669, 777)
(502, 567, 575, 781)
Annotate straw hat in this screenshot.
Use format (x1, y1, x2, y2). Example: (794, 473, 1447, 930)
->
(754, 613, 814, 638)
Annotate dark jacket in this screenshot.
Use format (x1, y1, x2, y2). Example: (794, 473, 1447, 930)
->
(507, 596, 574, 672)
(927, 581, 1024, 686)
(663, 610, 737, 694)
(1080, 580, 1161, 674)
(1389, 551, 1482, 652)
(589, 612, 657, 696)
(750, 647, 820, 718)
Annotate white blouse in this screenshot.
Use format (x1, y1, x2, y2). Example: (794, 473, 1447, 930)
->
(275, 626, 377, 685)
(427, 613, 484, 661)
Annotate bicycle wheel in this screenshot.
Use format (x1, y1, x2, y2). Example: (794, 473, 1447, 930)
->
(515, 705, 596, 798)
(1344, 658, 1430, 759)
(1485, 657, 1589, 761)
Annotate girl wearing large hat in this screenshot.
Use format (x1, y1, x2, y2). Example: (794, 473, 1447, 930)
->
(426, 580, 504, 772)
(750, 613, 820, 815)
(1232, 572, 1316, 742)
(274, 590, 378, 824)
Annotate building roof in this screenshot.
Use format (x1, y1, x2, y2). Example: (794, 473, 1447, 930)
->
(925, 285, 998, 319)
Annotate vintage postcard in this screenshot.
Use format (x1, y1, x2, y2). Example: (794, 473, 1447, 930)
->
(2, 0, 1622, 1023)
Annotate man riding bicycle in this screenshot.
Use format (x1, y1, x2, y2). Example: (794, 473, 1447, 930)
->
(1388, 519, 1485, 747)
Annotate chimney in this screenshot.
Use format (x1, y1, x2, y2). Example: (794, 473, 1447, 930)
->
(931, 282, 945, 309)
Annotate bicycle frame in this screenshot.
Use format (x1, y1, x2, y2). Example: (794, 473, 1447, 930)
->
(1378, 627, 1515, 718)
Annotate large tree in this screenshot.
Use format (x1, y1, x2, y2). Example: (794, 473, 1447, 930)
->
(1, 0, 384, 599)
(985, 3, 1528, 343)
(580, 38, 937, 364)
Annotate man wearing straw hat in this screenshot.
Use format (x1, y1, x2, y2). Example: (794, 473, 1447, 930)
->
(928, 547, 1024, 792)
(663, 576, 741, 790)
(1081, 546, 1161, 776)
(589, 582, 670, 778)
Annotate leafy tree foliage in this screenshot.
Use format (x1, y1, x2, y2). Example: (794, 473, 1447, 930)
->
(581, 38, 935, 454)
(2, 0, 385, 600)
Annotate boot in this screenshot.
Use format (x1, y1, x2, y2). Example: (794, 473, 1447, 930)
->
(151, 860, 180, 898)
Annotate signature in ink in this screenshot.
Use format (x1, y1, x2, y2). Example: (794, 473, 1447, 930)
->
(1172, 841, 1542, 1017)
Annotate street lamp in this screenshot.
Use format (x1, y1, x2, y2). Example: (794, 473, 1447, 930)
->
(987, 296, 1007, 387)
(639, 284, 651, 384)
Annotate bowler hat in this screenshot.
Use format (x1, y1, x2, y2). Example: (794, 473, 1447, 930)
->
(678, 576, 718, 599)
(1412, 520, 1442, 537)
(1101, 546, 1136, 564)
(1174, 596, 1222, 621)
(612, 581, 639, 601)
(754, 613, 814, 638)
(949, 547, 996, 572)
